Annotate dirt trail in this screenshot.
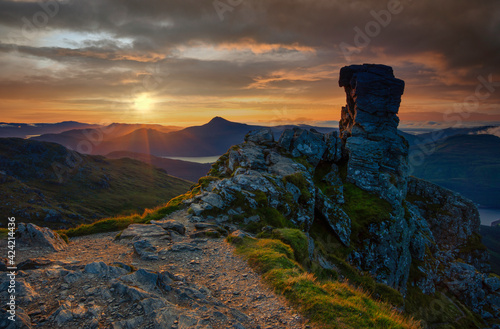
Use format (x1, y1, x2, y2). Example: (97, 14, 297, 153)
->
(3, 210, 310, 329)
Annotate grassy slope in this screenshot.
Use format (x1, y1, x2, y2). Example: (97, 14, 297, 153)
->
(228, 232, 420, 329)
(0, 138, 192, 229)
(411, 134, 500, 207)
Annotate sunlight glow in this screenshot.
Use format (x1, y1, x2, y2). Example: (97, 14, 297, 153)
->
(134, 94, 154, 113)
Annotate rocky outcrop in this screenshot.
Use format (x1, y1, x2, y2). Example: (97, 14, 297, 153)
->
(339, 64, 409, 206)
(17, 223, 67, 252)
(178, 64, 499, 326)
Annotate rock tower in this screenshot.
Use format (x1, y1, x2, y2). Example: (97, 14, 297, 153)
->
(339, 64, 409, 206)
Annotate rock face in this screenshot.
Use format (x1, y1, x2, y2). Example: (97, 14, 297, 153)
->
(179, 64, 499, 325)
(17, 223, 67, 252)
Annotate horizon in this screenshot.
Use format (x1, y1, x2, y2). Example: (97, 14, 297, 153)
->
(2, 116, 500, 133)
(0, 116, 500, 132)
(0, 0, 499, 126)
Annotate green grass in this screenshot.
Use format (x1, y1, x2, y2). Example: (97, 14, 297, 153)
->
(291, 155, 314, 170)
(229, 236, 420, 329)
(208, 153, 230, 178)
(198, 176, 220, 189)
(59, 199, 182, 237)
(342, 182, 393, 244)
(313, 161, 343, 199)
(0, 228, 7, 238)
(268, 228, 309, 266)
(244, 207, 291, 233)
(282, 173, 312, 204)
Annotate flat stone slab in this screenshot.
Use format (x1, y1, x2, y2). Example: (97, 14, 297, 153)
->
(120, 224, 169, 239)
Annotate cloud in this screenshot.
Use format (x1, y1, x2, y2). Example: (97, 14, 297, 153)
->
(0, 0, 499, 124)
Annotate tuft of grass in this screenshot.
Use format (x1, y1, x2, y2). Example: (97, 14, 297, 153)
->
(198, 176, 220, 189)
(59, 233, 69, 244)
(244, 207, 291, 233)
(291, 156, 314, 170)
(230, 236, 420, 329)
(59, 197, 183, 237)
(208, 153, 230, 178)
(282, 173, 312, 204)
(0, 228, 8, 238)
(313, 161, 343, 199)
(60, 215, 143, 237)
(267, 228, 309, 267)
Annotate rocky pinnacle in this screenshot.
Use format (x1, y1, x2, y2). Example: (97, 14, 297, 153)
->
(338, 64, 409, 205)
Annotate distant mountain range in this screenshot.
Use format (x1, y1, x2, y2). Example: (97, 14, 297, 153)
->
(0, 138, 192, 229)
(402, 125, 499, 146)
(29, 117, 335, 157)
(0, 121, 102, 138)
(2, 118, 499, 208)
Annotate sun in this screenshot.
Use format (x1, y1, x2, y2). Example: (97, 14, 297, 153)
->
(134, 94, 154, 113)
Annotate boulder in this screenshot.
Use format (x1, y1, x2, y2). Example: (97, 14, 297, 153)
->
(120, 269, 172, 292)
(84, 262, 128, 278)
(278, 128, 327, 167)
(133, 240, 159, 261)
(245, 128, 274, 145)
(17, 222, 67, 251)
(151, 219, 186, 235)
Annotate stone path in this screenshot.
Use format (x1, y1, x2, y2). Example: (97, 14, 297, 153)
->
(0, 210, 310, 329)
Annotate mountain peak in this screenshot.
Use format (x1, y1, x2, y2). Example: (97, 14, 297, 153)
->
(208, 116, 231, 124)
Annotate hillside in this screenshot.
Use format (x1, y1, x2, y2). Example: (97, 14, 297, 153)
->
(411, 134, 500, 207)
(0, 138, 192, 229)
(105, 151, 211, 182)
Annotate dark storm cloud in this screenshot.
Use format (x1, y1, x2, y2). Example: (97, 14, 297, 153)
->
(0, 0, 499, 123)
(1, 0, 498, 70)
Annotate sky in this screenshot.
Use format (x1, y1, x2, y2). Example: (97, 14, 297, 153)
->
(0, 0, 499, 127)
